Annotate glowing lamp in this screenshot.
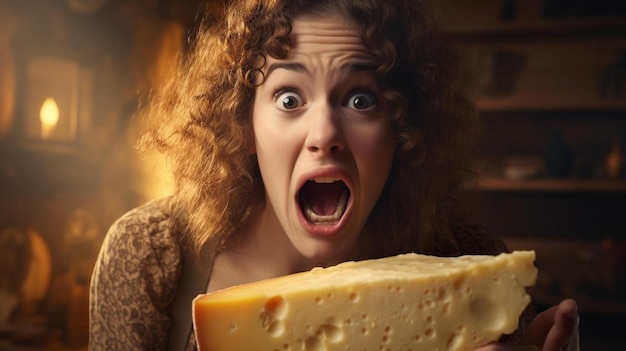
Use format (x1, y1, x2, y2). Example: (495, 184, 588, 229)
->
(39, 97, 59, 139)
(20, 56, 91, 151)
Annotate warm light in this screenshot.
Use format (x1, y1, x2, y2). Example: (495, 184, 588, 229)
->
(39, 97, 59, 139)
(40, 98, 59, 127)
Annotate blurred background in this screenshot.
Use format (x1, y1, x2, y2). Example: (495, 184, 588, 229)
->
(0, 0, 624, 350)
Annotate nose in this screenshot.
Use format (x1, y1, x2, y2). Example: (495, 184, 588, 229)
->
(305, 103, 345, 156)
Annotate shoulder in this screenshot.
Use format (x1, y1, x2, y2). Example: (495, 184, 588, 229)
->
(108, 197, 176, 241)
(90, 197, 184, 349)
(98, 196, 183, 290)
(102, 198, 180, 262)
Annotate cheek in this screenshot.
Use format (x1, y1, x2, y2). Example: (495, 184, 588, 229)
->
(254, 127, 286, 203)
(253, 101, 278, 155)
(352, 124, 395, 199)
(252, 94, 302, 163)
(252, 116, 296, 187)
(254, 126, 285, 172)
(351, 124, 395, 171)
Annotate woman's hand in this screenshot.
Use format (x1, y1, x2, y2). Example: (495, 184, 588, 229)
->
(476, 299, 579, 351)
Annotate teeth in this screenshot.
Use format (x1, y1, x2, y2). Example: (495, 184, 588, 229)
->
(312, 177, 340, 184)
(303, 188, 349, 224)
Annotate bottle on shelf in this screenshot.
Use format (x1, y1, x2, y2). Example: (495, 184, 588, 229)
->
(605, 137, 624, 179)
(544, 129, 574, 178)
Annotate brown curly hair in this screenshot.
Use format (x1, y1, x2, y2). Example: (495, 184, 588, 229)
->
(141, 0, 479, 258)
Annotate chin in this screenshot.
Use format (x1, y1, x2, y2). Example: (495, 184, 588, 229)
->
(294, 229, 360, 268)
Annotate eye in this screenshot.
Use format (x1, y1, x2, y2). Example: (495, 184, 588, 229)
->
(274, 89, 304, 110)
(345, 90, 377, 110)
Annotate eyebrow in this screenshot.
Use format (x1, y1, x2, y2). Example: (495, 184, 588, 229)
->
(343, 62, 378, 73)
(264, 61, 378, 77)
(265, 62, 307, 77)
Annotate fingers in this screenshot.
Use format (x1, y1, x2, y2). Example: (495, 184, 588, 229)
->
(477, 299, 579, 351)
(523, 305, 558, 346)
(524, 299, 579, 351)
(542, 299, 579, 351)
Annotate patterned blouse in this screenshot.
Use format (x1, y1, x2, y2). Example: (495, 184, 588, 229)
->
(88, 198, 529, 350)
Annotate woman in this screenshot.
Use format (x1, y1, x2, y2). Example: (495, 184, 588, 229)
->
(89, 0, 579, 350)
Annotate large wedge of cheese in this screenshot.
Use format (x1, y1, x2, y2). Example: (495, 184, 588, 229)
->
(193, 251, 537, 351)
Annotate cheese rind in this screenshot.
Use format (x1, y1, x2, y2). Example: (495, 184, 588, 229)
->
(193, 251, 537, 351)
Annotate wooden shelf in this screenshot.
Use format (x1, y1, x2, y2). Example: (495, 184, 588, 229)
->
(477, 178, 626, 193)
(477, 95, 626, 112)
(443, 0, 626, 41)
(447, 17, 626, 41)
(451, 37, 626, 112)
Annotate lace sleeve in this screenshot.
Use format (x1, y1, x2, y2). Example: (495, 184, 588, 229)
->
(89, 201, 183, 350)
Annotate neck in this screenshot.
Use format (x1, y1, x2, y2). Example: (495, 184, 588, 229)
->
(232, 202, 332, 276)
(209, 202, 366, 293)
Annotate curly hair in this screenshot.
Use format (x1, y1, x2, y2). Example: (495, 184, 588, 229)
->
(141, 0, 479, 258)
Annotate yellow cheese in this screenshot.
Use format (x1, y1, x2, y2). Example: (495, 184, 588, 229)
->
(193, 251, 537, 351)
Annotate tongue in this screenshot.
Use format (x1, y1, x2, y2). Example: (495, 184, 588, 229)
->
(302, 181, 343, 216)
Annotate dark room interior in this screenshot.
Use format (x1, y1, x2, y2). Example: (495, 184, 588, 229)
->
(0, 0, 625, 349)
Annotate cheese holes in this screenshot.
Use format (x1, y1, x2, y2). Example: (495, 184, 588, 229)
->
(469, 296, 506, 332)
(304, 335, 324, 351)
(268, 320, 285, 337)
(319, 321, 343, 342)
(264, 295, 288, 319)
(452, 276, 464, 290)
(313, 292, 335, 305)
(387, 285, 403, 292)
(442, 302, 451, 314)
(447, 332, 463, 350)
(260, 295, 288, 337)
(381, 325, 393, 344)
(425, 328, 436, 338)
(302, 318, 345, 351)
(348, 292, 360, 303)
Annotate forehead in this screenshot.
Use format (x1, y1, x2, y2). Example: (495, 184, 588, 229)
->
(291, 14, 359, 43)
(281, 14, 376, 64)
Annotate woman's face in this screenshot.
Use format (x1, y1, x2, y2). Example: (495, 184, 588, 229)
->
(252, 13, 395, 265)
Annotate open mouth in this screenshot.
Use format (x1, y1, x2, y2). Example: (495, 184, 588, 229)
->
(298, 178, 350, 224)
